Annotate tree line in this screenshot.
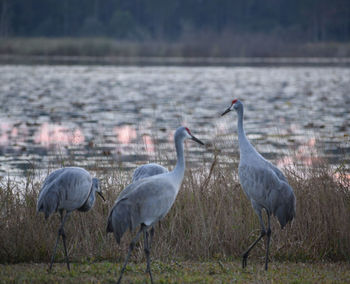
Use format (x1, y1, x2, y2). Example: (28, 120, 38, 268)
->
(0, 0, 349, 42)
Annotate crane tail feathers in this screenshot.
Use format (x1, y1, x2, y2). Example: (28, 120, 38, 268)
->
(275, 192, 296, 229)
(37, 192, 59, 219)
(106, 201, 131, 244)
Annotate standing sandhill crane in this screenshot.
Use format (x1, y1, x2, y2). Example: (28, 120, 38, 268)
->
(107, 126, 204, 284)
(221, 99, 296, 271)
(132, 163, 168, 182)
(37, 167, 105, 271)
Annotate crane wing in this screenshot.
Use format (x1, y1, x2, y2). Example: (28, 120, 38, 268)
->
(264, 160, 288, 183)
(107, 177, 176, 243)
(37, 167, 92, 214)
(132, 163, 168, 182)
(56, 168, 92, 211)
(239, 163, 295, 228)
(269, 181, 296, 228)
(239, 164, 288, 204)
(38, 168, 66, 201)
(128, 180, 176, 227)
(115, 179, 146, 203)
(37, 168, 67, 216)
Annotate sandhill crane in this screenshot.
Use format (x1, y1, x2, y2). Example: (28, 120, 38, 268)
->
(221, 99, 296, 271)
(37, 167, 105, 271)
(107, 126, 204, 284)
(132, 163, 168, 182)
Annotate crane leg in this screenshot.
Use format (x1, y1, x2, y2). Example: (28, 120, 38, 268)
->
(242, 231, 265, 269)
(49, 228, 61, 271)
(242, 211, 266, 269)
(61, 212, 71, 271)
(117, 226, 143, 284)
(264, 213, 271, 271)
(144, 229, 149, 273)
(145, 226, 154, 273)
(49, 211, 70, 271)
(149, 226, 155, 250)
(143, 225, 154, 283)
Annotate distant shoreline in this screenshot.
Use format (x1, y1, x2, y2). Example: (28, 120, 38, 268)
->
(1, 37, 350, 66)
(1, 54, 350, 66)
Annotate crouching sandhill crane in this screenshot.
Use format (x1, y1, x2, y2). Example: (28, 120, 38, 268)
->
(221, 99, 296, 271)
(107, 126, 204, 284)
(132, 163, 168, 182)
(37, 167, 105, 271)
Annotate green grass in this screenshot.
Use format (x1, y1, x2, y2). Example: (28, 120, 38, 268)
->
(1, 260, 349, 283)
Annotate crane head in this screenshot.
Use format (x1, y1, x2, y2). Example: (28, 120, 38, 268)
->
(184, 127, 204, 145)
(185, 127, 191, 135)
(93, 178, 105, 201)
(221, 99, 238, 116)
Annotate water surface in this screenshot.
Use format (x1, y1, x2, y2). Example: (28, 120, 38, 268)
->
(0, 65, 349, 176)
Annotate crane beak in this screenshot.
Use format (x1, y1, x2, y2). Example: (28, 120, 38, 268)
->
(221, 107, 231, 116)
(97, 191, 105, 201)
(191, 135, 205, 145)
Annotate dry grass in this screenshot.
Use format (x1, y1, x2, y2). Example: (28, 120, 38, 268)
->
(0, 151, 349, 266)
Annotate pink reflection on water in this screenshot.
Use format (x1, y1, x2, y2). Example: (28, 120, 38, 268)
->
(0, 122, 10, 146)
(71, 129, 85, 144)
(142, 134, 155, 154)
(34, 122, 85, 147)
(114, 125, 137, 144)
(0, 122, 29, 147)
(277, 137, 320, 168)
(11, 127, 18, 137)
(308, 137, 316, 147)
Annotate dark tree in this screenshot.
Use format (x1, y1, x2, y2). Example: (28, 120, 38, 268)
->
(0, 0, 349, 41)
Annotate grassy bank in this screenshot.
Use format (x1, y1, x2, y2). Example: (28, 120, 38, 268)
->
(0, 38, 350, 65)
(0, 153, 349, 266)
(2, 260, 350, 283)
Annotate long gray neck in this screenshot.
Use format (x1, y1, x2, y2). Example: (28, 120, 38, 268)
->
(78, 188, 96, 212)
(237, 106, 254, 156)
(170, 136, 185, 190)
(87, 191, 96, 208)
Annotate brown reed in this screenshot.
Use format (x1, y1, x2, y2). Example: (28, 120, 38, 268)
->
(0, 154, 349, 264)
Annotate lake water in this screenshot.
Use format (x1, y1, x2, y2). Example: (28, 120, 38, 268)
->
(0, 65, 349, 177)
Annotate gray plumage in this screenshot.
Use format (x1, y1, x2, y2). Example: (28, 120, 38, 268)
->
(221, 99, 296, 271)
(107, 126, 204, 284)
(132, 163, 168, 182)
(37, 167, 104, 271)
(107, 177, 176, 243)
(131, 162, 168, 234)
